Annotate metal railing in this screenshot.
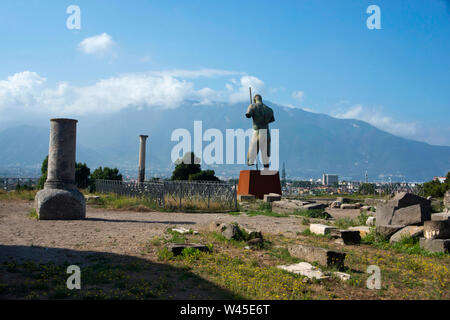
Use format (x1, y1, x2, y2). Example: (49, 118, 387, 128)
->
(0, 177, 38, 191)
(95, 179, 238, 211)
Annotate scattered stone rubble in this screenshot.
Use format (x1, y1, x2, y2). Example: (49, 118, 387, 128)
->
(277, 262, 350, 281)
(372, 192, 449, 253)
(209, 221, 263, 247)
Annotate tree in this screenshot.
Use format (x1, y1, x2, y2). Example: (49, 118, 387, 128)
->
(171, 152, 201, 180)
(171, 152, 219, 181)
(75, 162, 91, 189)
(37, 156, 48, 189)
(91, 167, 123, 181)
(423, 179, 446, 198)
(37, 155, 96, 190)
(188, 170, 220, 182)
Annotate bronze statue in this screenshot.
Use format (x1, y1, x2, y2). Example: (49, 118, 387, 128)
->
(245, 92, 275, 169)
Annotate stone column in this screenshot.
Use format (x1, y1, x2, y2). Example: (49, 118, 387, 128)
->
(34, 119, 86, 220)
(138, 135, 148, 183)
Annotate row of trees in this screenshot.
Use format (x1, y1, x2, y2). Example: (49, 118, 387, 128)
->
(37, 156, 123, 191)
(36, 152, 219, 191)
(422, 172, 450, 198)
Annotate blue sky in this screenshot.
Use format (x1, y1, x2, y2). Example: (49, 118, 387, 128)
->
(0, 0, 449, 145)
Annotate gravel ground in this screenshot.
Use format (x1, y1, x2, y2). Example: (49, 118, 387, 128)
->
(0, 200, 328, 264)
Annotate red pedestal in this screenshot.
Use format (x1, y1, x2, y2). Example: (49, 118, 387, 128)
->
(237, 170, 282, 199)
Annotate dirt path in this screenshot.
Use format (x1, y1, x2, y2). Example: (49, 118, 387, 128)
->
(0, 200, 311, 264)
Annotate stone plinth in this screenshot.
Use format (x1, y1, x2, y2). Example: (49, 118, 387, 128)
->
(419, 238, 450, 253)
(237, 170, 281, 199)
(288, 244, 346, 268)
(263, 193, 281, 202)
(35, 119, 85, 220)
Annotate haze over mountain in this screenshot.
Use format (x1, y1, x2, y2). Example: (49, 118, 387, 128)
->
(0, 101, 449, 182)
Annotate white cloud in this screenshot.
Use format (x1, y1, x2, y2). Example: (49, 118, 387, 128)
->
(333, 104, 418, 137)
(78, 33, 115, 56)
(0, 70, 265, 119)
(151, 69, 242, 79)
(292, 90, 304, 102)
(228, 75, 265, 104)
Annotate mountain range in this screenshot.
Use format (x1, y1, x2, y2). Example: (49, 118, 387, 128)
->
(0, 101, 449, 182)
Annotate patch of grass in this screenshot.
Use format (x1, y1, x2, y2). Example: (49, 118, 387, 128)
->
(28, 208, 38, 220)
(208, 231, 248, 249)
(181, 247, 204, 262)
(300, 228, 332, 239)
(356, 211, 371, 225)
(431, 202, 444, 213)
(362, 232, 450, 258)
(150, 236, 162, 246)
(301, 217, 311, 225)
(0, 189, 36, 201)
(166, 228, 187, 244)
(258, 202, 272, 211)
(334, 217, 359, 229)
(267, 247, 300, 264)
(157, 248, 174, 261)
(290, 209, 330, 219)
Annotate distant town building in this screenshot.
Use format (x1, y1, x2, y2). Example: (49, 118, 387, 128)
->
(433, 176, 446, 183)
(322, 173, 338, 186)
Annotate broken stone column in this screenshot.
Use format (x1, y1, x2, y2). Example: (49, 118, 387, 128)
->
(138, 135, 148, 183)
(34, 119, 86, 220)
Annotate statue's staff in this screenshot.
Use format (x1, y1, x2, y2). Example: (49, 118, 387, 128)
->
(249, 87, 259, 170)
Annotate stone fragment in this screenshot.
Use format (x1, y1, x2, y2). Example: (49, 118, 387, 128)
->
(209, 222, 242, 240)
(431, 212, 450, 221)
(338, 230, 361, 245)
(277, 262, 328, 280)
(241, 226, 263, 240)
(288, 244, 345, 268)
(390, 192, 431, 208)
(390, 204, 431, 226)
(349, 226, 371, 237)
(302, 203, 327, 210)
(166, 243, 210, 256)
(263, 193, 281, 202)
(237, 194, 255, 201)
(423, 220, 450, 240)
(389, 226, 423, 244)
(419, 238, 450, 253)
(172, 227, 198, 235)
(376, 225, 405, 238)
(366, 216, 376, 226)
(272, 199, 306, 213)
(375, 192, 431, 227)
(340, 204, 358, 209)
(333, 272, 351, 281)
(375, 203, 396, 226)
(330, 201, 341, 208)
(309, 224, 337, 235)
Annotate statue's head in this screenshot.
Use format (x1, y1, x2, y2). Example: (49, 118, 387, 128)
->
(253, 94, 262, 103)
